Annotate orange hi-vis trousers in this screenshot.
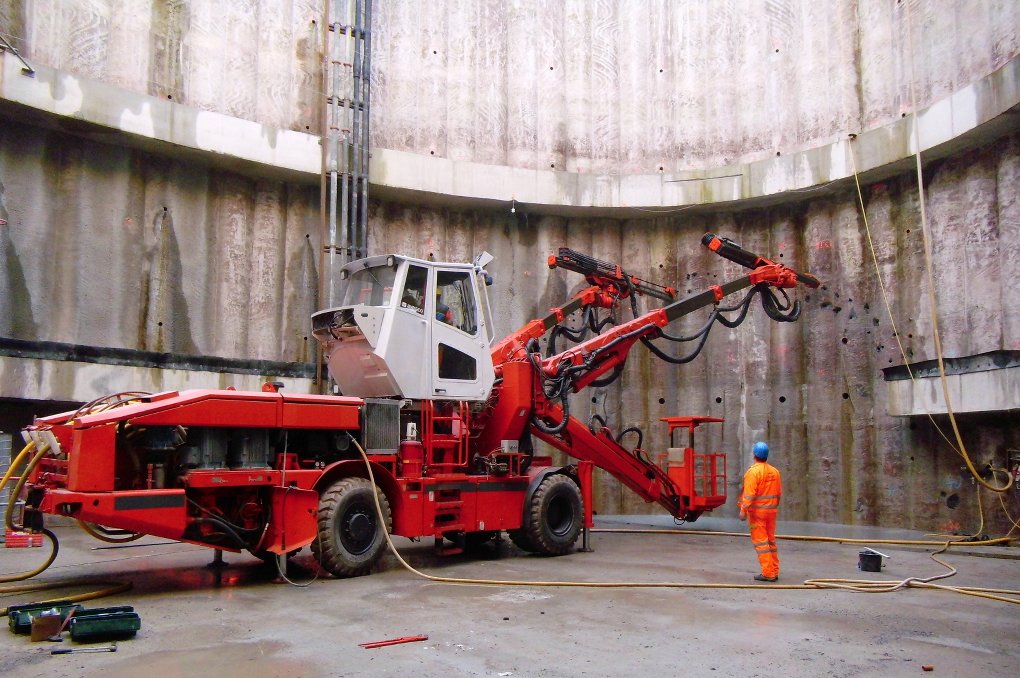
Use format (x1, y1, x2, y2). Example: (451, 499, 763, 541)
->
(749, 509, 779, 578)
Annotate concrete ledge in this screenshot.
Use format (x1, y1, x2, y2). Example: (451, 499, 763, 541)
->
(373, 56, 1020, 216)
(3, 51, 1018, 215)
(0, 356, 318, 402)
(885, 365, 1020, 416)
(0, 51, 321, 183)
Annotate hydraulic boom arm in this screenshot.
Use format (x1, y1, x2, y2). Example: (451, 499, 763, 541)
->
(498, 234, 819, 519)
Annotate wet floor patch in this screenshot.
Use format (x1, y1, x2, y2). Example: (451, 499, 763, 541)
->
(92, 640, 314, 678)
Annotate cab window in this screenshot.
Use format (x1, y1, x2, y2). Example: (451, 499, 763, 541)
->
(339, 264, 396, 307)
(400, 264, 428, 314)
(435, 271, 478, 335)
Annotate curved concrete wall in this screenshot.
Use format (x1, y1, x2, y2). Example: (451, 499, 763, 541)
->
(373, 0, 1018, 171)
(4, 0, 1017, 170)
(1, 0, 1018, 533)
(0, 0, 323, 133)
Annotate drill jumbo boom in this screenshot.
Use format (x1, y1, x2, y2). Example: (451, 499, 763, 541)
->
(14, 235, 817, 577)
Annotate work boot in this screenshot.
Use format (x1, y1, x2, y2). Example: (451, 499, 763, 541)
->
(754, 574, 778, 582)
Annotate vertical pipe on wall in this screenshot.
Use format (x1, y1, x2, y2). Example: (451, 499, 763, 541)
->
(360, 0, 372, 257)
(349, 0, 361, 258)
(338, 0, 351, 266)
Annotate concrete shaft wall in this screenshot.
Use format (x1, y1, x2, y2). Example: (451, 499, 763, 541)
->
(373, 0, 1017, 170)
(5, 1, 1016, 168)
(1, 0, 1018, 533)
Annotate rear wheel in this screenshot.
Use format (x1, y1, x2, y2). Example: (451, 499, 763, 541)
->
(512, 474, 583, 556)
(508, 527, 538, 553)
(312, 477, 392, 577)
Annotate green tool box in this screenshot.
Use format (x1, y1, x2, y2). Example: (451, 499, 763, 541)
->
(69, 608, 141, 641)
(7, 601, 81, 634)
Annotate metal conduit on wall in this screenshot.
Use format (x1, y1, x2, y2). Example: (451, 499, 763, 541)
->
(320, 0, 372, 311)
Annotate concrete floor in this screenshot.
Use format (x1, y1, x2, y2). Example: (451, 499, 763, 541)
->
(1, 516, 1018, 677)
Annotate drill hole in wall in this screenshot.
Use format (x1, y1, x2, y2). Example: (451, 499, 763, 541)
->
(715, 396, 722, 404)
(778, 396, 786, 403)
(946, 493, 960, 509)
(658, 398, 665, 405)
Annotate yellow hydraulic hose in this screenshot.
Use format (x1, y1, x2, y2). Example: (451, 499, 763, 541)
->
(0, 580, 133, 618)
(2, 442, 60, 583)
(4, 442, 51, 531)
(1, 441, 134, 612)
(76, 520, 144, 544)
(0, 440, 34, 489)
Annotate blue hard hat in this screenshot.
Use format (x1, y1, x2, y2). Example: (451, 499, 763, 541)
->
(752, 441, 769, 460)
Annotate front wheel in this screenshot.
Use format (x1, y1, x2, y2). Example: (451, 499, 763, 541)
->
(312, 477, 392, 577)
(513, 473, 583, 556)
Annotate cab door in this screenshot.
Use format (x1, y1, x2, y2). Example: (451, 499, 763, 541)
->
(429, 268, 495, 401)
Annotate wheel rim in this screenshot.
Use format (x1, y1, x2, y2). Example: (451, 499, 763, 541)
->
(547, 493, 575, 537)
(339, 502, 376, 555)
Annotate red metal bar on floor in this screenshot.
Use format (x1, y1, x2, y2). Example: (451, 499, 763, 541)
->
(358, 634, 428, 649)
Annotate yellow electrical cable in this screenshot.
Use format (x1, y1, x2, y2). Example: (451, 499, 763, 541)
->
(591, 526, 1014, 548)
(997, 492, 1020, 532)
(806, 542, 1020, 605)
(351, 439, 1020, 602)
(904, 0, 1009, 496)
(847, 142, 1009, 496)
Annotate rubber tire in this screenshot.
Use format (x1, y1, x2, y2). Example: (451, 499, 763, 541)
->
(515, 473, 583, 556)
(507, 528, 538, 553)
(312, 477, 392, 578)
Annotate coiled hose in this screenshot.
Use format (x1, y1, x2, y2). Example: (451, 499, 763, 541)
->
(1, 441, 133, 616)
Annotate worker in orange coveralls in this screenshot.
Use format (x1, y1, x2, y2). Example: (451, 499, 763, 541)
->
(738, 441, 782, 582)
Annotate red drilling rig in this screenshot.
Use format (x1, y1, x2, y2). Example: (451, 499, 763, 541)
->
(14, 234, 817, 577)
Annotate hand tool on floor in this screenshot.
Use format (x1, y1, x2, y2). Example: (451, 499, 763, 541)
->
(47, 605, 77, 641)
(359, 635, 428, 649)
(51, 643, 117, 655)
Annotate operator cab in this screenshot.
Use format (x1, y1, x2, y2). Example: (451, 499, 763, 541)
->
(312, 253, 496, 401)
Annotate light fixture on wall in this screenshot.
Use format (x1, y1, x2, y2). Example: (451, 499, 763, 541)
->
(510, 199, 516, 214)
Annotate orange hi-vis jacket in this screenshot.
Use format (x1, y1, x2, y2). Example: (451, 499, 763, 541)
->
(739, 461, 782, 514)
